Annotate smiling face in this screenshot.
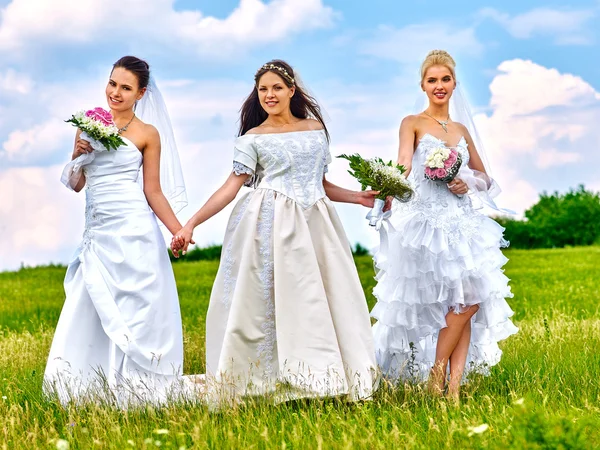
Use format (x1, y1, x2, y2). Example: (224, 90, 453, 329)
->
(105, 67, 146, 112)
(256, 71, 295, 116)
(422, 65, 456, 107)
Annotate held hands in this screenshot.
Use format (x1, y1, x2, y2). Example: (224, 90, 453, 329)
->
(73, 138, 93, 159)
(170, 225, 195, 258)
(447, 177, 468, 196)
(355, 190, 380, 208)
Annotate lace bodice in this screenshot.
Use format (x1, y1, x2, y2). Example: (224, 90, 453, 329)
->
(391, 132, 480, 240)
(232, 130, 331, 209)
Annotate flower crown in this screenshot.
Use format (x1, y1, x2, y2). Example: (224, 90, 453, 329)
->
(256, 63, 295, 85)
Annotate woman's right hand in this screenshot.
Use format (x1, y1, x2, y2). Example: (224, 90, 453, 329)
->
(171, 224, 195, 256)
(72, 138, 93, 159)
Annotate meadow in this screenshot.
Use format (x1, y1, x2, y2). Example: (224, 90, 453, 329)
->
(1, 247, 599, 449)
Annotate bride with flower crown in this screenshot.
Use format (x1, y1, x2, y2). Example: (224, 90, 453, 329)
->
(172, 60, 379, 405)
(371, 50, 518, 401)
(44, 56, 188, 406)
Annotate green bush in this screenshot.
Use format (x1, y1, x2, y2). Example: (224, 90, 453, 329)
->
(497, 185, 600, 249)
(169, 244, 222, 263)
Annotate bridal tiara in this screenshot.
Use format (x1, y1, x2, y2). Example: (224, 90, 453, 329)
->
(256, 64, 295, 85)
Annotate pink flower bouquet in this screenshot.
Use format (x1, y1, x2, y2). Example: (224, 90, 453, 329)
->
(65, 107, 125, 151)
(424, 146, 462, 183)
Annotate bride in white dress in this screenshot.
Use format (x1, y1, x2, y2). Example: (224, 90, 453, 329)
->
(172, 60, 379, 405)
(44, 56, 188, 405)
(371, 50, 518, 400)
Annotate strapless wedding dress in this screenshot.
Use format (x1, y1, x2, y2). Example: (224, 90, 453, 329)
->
(371, 133, 518, 381)
(44, 138, 185, 406)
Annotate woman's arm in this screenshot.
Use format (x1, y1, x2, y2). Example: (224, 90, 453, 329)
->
(323, 178, 378, 207)
(172, 172, 249, 253)
(71, 129, 91, 192)
(383, 116, 417, 210)
(141, 125, 183, 235)
(397, 115, 417, 177)
(461, 126, 487, 173)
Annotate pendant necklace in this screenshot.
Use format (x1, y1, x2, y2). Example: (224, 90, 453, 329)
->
(424, 111, 450, 133)
(117, 114, 136, 134)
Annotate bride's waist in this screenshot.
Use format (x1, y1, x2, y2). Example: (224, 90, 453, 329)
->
(85, 185, 149, 212)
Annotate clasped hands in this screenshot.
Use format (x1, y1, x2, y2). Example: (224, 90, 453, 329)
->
(171, 225, 195, 258)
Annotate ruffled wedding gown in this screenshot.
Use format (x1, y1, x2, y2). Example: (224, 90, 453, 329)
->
(44, 138, 185, 405)
(372, 133, 518, 381)
(204, 130, 378, 404)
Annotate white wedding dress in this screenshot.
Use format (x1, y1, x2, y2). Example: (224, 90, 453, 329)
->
(44, 138, 185, 405)
(204, 130, 378, 404)
(372, 133, 518, 381)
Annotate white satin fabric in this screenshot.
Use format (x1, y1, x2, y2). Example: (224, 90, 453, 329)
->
(44, 138, 185, 406)
(205, 130, 378, 405)
(372, 133, 518, 381)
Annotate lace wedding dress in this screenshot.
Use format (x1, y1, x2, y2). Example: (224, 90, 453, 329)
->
(371, 133, 518, 381)
(204, 129, 378, 404)
(44, 138, 185, 405)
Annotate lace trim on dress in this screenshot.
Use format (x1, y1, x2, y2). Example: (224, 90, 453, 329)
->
(256, 190, 276, 377)
(232, 162, 257, 188)
(82, 181, 101, 251)
(221, 195, 252, 308)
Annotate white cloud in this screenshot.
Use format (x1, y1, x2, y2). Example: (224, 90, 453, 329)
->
(0, 68, 33, 93)
(475, 59, 600, 214)
(479, 7, 594, 45)
(0, 0, 335, 57)
(359, 23, 484, 64)
(2, 119, 73, 164)
(536, 149, 581, 169)
(0, 164, 85, 270)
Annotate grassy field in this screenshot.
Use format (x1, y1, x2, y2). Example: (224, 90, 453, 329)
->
(1, 247, 599, 449)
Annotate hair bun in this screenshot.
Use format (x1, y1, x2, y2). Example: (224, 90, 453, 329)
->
(426, 50, 455, 65)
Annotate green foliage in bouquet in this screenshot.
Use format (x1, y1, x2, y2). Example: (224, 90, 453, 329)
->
(337, 153, 414, 202)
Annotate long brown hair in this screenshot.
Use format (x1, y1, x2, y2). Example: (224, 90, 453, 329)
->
(238, 59, 329, 141)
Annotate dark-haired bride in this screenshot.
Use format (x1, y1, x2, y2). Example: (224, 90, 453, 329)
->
(172, 60, 379, 404)
(44, 56, 188, 405)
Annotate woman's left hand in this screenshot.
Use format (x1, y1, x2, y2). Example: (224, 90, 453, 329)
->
(447, 178, 468, 195)
(355, 190, 380, 208)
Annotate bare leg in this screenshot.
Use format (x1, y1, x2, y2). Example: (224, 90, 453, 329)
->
(428, 305, 479, 396)
(447, 319, 472, 402)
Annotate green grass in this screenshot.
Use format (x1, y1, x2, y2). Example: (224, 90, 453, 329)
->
(1, 247, 599, 449)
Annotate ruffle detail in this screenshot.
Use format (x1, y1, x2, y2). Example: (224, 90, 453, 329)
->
(371, 205, 518, 381)
(232, 162, 257, 187)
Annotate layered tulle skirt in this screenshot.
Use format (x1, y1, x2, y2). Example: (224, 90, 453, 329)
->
(205, 188, 378, 404)
(371, 196, 518, 381)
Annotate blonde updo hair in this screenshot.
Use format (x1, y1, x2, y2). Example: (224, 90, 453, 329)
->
(420, 50, 456, 83)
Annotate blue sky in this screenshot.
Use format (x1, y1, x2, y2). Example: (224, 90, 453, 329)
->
(1, 0, 599, 270)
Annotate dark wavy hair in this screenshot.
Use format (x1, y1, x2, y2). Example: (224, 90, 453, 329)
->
(112, 56, 150, 90)
(238, 59, 329, 141)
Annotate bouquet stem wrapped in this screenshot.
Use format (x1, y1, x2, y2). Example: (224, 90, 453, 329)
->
(337, 154, 414, 228)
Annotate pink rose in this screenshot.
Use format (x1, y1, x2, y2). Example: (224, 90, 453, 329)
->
(425, 167, 436, 177)
(86, 107, 114, 126)
(447, 151, 457, 164)
(444, 158, 453, 168)
(435, 168, 447, 178)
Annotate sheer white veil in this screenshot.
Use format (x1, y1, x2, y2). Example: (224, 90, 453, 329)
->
(292, 69, 331, 125)
(136, 77, 187, 213)
(414, 75, 513, 214)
